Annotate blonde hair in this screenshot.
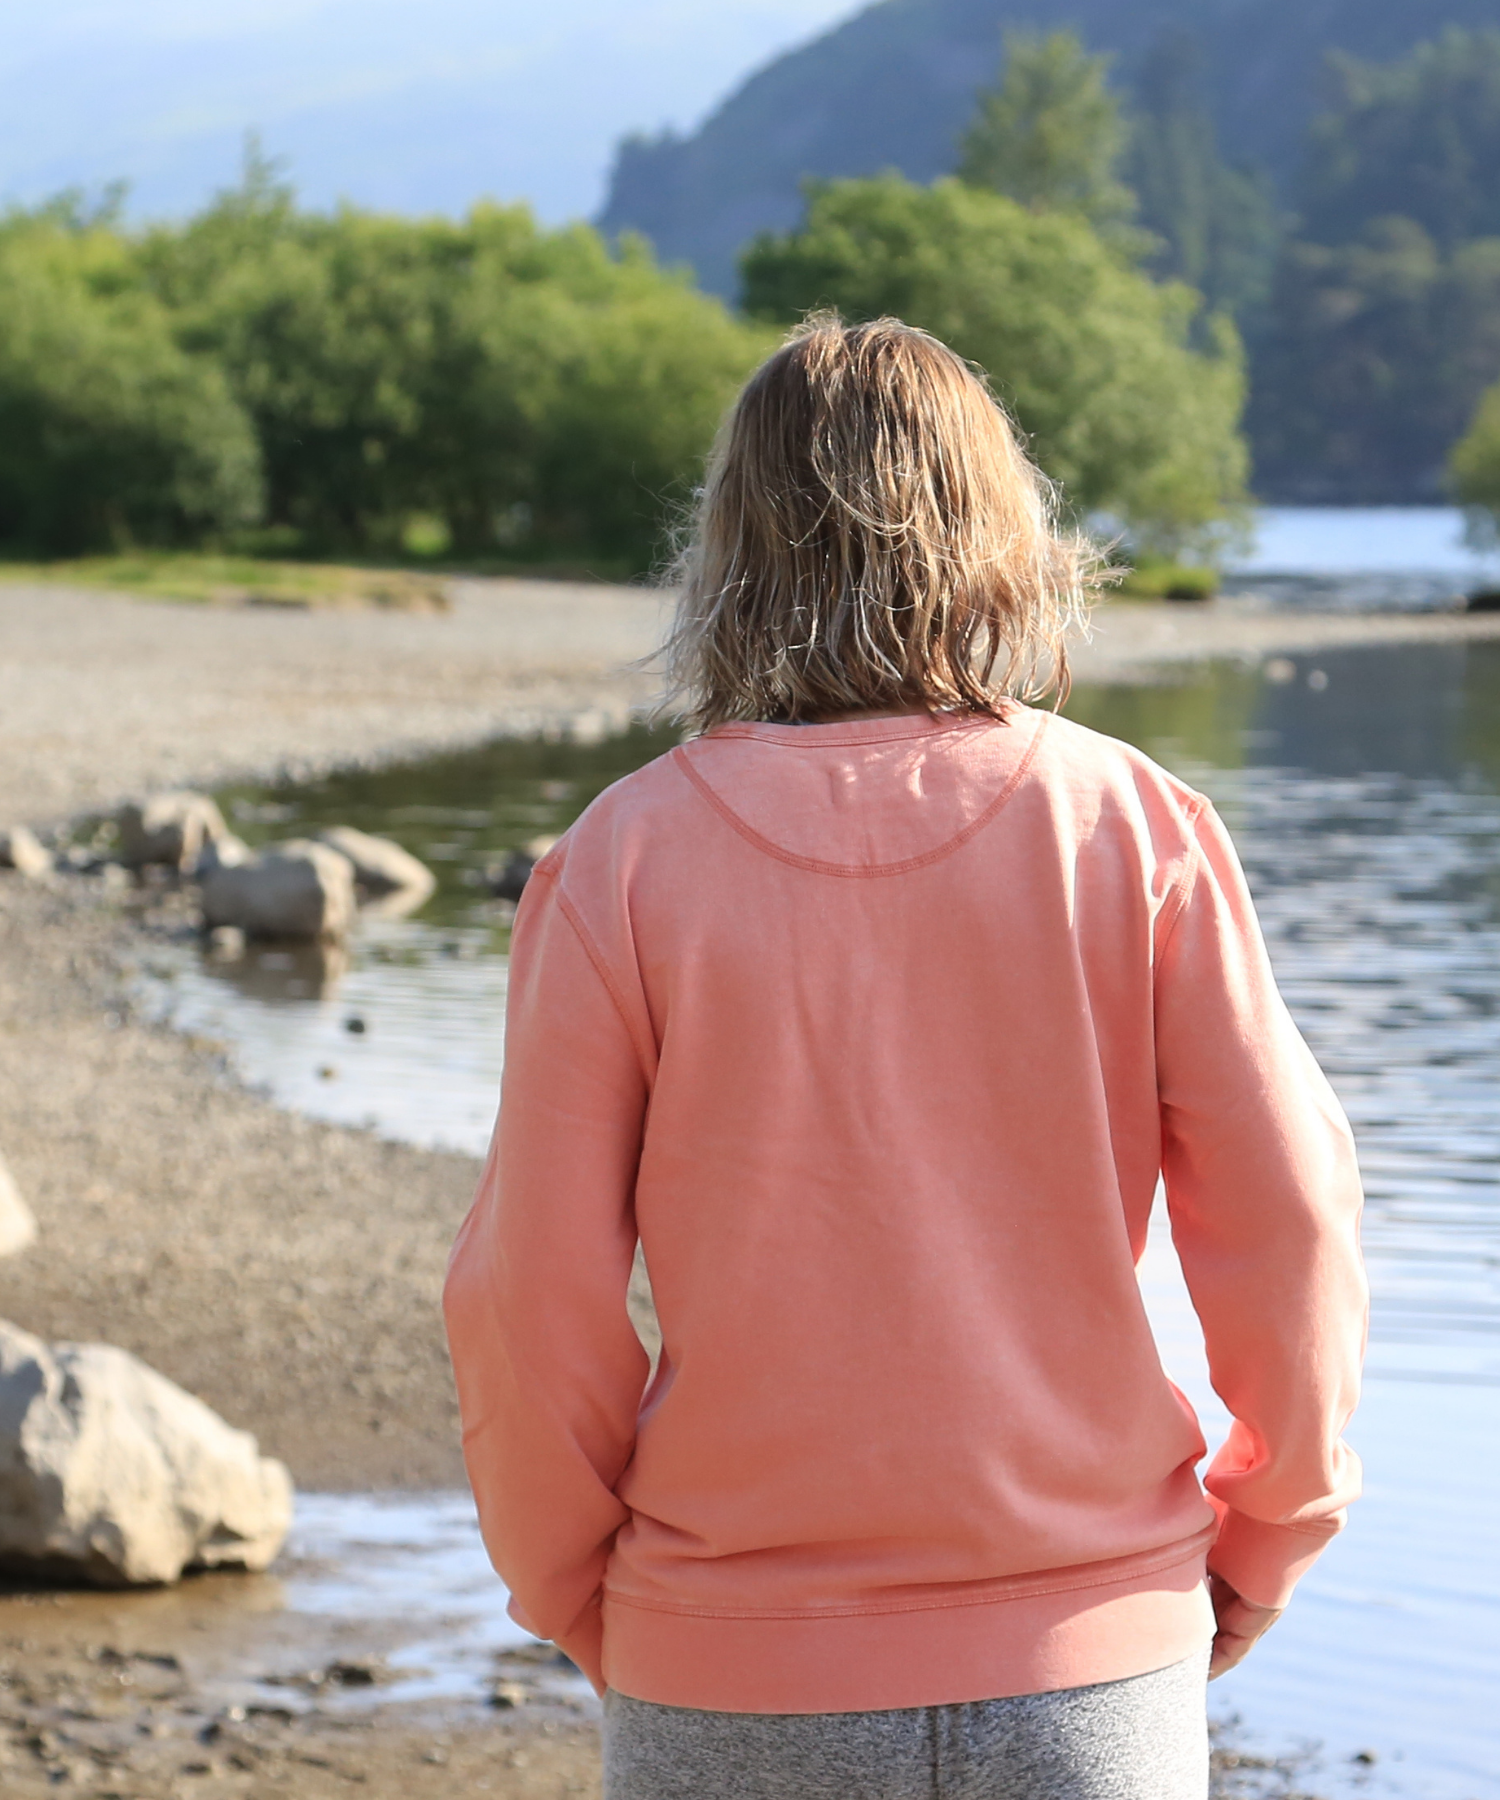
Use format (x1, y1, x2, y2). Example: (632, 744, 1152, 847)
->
(658, 314, 1096, 731)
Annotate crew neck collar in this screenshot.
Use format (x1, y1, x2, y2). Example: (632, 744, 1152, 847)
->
(710, 706, 1014, 747)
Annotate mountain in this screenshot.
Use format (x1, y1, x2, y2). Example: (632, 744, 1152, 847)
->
(598, 0, 1500, 297)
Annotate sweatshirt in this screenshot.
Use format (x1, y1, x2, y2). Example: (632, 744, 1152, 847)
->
(443, 704, 1367, 1712)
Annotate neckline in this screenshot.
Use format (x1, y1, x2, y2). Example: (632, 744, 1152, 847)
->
(709, 706, 1015, 749)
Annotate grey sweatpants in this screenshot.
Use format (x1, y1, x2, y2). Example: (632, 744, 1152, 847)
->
(602, 1653, 1209, 1800)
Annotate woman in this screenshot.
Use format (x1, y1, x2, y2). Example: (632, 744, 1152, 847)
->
(444, 317, 1366, 1799)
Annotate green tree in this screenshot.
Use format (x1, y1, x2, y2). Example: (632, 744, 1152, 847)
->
(1301, 28, 1500, 253)
(741, 174, 1247, 553)
(0, 215, 262, 552)
(1450, 379, 1500, 525)
(1248, 217, 1500, 502)
(136, 155, 769, 569)
(1125, 30, 1280, 321)
(957, 31, 1135, 234)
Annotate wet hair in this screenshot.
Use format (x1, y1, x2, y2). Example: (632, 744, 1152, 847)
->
(657, 313, 1097, 731)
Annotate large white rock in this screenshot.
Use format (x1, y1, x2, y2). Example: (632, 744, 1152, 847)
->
(318, 826, 435, 901)
(0, 826, 51, 880)
(0, 1156, 36, 1258)
(200, 839, 356, 941)
(118, 792, 229, 871)
(0, 1319, 293, 1585)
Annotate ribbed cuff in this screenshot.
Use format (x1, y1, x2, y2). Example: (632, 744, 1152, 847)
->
(1206, 1506, 1336, 1610)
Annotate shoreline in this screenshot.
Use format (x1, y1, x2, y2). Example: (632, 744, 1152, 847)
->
(5, 576, 1500, 829)
(0, 576, 1478, 1800)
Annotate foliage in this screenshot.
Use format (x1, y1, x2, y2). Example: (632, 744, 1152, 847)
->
(1125, 31, 1280, 323)
(957, 31, 1135, 235)
(0, 215, 262, 553)
(1300, 28, 1500, 253)
(1247, 219, 1500, 504)
(0, 553, 450, 610)
(131, 156, 770, 568)
(1114, 560, 1219, 601)
(741, 174, 1248, 552)
(1244, 27, 1500, 500)
(0, 156, 770, 570)
(1450, 380, 1500, 522)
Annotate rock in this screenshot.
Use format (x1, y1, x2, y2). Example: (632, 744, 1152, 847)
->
(486, 836, 560, 903)
(0, 825, 51, 879)
(0, 1318, 292, 1585)
(0, 1155, 37, 1258)
(206, 924, 247, 960)
(118, 793, 228, 871)
(317, 826, 435, 901)
(194, 832, 252, 879)
(200, 840, 356, 941)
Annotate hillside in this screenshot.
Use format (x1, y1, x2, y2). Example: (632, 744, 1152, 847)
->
(600, 0, 1500, 297)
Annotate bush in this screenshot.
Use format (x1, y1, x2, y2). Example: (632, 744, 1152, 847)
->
(1450, 379, 1500, 525)
(0, 219, 262, 553)
(138, 171, 771, 570)
(741, 174, 1248, 554)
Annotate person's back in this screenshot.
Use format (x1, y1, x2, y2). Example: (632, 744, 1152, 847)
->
(445, 318, 1366, 1798)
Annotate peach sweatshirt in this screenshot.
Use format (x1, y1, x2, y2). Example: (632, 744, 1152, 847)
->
(444, 705, 1366, 1712)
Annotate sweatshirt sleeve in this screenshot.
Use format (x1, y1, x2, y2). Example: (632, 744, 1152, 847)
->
(1155, 798, 1367, 1611)
(443, 863, 652, 1692)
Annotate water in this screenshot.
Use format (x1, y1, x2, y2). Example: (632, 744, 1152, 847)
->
(1221, 505, 1500, 610)
(128, 614, 1500, 1791)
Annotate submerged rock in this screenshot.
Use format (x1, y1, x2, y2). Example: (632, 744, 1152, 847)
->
(317, 826, 435, 903)
(118, 792, 228, 871)
(0, 825, 51, 880)
(0, 1319, 292, 1585)
(486, 835, 560, 902)
(0, 1154, 37, 1258)
(200, 839, 356, 941)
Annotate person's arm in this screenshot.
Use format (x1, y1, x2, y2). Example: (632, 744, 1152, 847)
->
(443, 862, 652, 1692)
(1154, 799, 1367, 1666)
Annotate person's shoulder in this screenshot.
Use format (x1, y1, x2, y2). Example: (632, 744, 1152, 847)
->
(531, 743, 694, 884)
(1021, 705, 1209, 820)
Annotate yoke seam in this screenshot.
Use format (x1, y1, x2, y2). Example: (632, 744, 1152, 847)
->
(671, 712, 1051, 879)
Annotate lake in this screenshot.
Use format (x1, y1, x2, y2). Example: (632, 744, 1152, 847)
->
(131, 518, 1500, 1798)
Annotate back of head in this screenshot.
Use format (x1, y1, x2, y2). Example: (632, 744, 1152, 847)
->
(662, 315, 1093, 730)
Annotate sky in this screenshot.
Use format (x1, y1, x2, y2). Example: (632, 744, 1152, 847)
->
(0, 0, 864, 224)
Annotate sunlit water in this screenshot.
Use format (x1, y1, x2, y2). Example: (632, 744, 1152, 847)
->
(130, 622, 1500, 1794)
(1221, 504, 1500, 610)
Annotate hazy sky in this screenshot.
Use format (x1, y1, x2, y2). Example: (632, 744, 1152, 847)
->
(0, 0, 863, 223)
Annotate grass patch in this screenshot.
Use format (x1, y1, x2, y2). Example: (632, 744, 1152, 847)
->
(0, 552, 453, 611)
(1113, 560, 1220, 602)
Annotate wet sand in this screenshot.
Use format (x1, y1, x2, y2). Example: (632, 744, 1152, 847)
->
(0, 575, 1471, 1798)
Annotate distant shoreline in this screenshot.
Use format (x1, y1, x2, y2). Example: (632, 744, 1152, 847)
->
(4, 577, 1500, 831)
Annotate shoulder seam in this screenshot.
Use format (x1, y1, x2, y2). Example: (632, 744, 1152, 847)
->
(527, 865, 657, 1083)
(1154, 795, 1211, 961)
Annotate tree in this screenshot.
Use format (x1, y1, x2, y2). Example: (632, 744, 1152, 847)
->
(741, 174, 1248, 552)
(957, 31, 1135, 235)
(1247, 218, 1500, 503)
(135, 157, 770, 569)
(1125, 29, 1280, 322)
(1450, 379, 1500, 528)
(0, 216, 262, 552)
(1301, 28, 1500, 253)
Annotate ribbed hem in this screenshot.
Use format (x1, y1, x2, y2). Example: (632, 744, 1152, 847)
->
(599, 1539, 1215, 1714)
